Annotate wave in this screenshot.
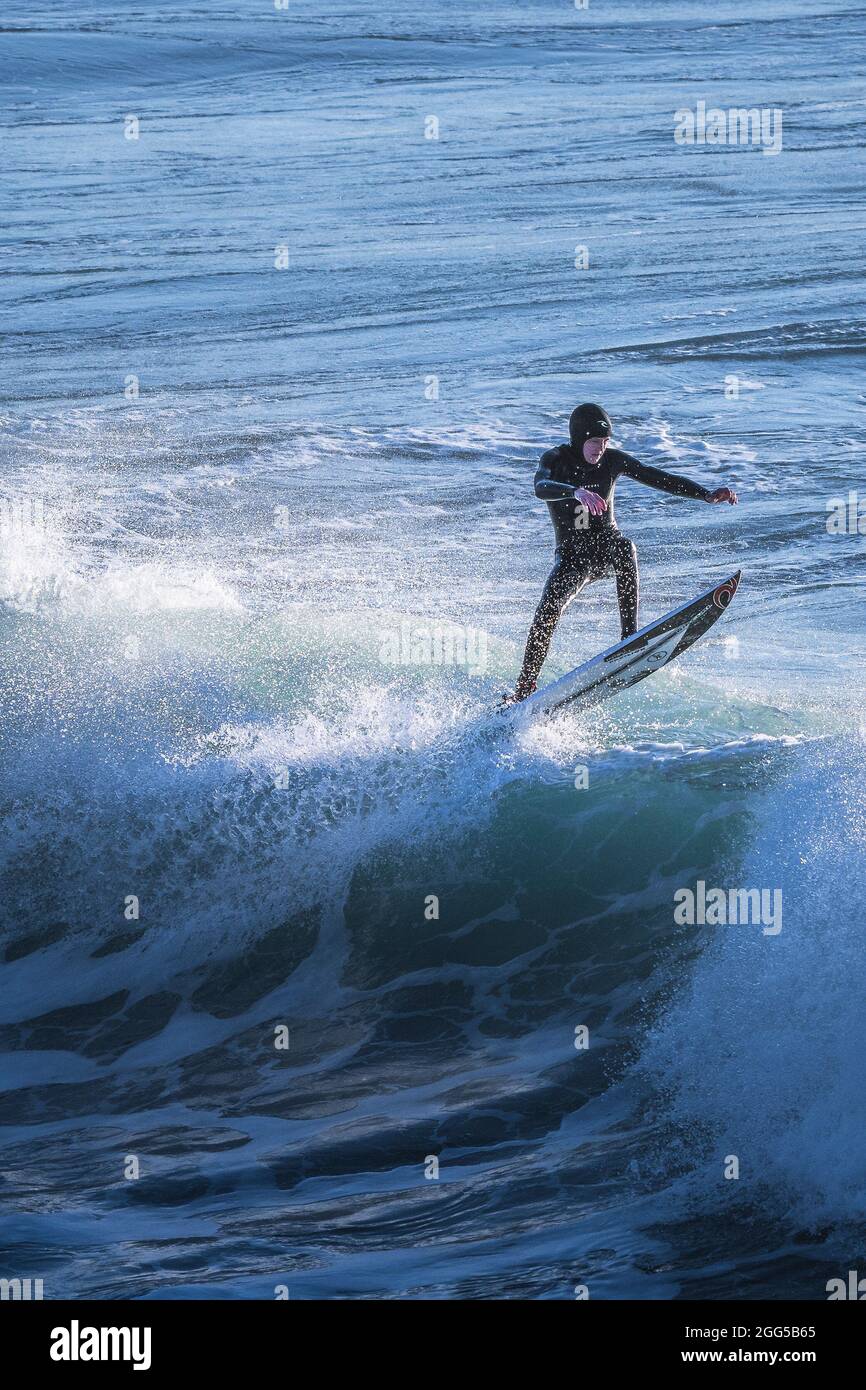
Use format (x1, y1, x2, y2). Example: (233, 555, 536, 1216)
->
(2, 407, 863, 1295)
(637, 738, 866, 1229)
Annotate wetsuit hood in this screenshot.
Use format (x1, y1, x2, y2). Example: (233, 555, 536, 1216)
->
(569, 403, 612, 450)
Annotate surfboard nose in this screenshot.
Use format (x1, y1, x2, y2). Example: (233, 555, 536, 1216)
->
(713, 571, 741, 609)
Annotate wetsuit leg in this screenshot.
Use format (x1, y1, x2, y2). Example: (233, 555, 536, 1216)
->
(608, 532, 639, 638)
(513, 548, 592, 699)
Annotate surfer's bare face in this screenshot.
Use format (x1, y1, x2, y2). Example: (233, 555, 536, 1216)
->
(582, 436, 609, 466)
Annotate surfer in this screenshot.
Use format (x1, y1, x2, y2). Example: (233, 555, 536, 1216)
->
(508, 404, 738, 702)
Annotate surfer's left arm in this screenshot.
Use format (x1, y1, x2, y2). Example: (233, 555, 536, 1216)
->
(620, 454, 738, 504)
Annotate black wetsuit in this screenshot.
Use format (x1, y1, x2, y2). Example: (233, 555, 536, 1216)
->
(516, 444, 711, 695)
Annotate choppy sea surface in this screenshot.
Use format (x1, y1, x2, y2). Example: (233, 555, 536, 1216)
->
(1, 1, 865, 1298)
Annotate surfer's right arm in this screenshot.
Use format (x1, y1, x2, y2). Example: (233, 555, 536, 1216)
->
(534, 453, 607, 514)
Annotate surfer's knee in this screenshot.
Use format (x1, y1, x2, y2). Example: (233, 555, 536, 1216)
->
(536, 574, 572, 623)
(613, 535, 638, 577)
(532, 599, 563, 642)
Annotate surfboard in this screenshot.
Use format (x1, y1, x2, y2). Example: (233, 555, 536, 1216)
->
(504, 570, 741, 721)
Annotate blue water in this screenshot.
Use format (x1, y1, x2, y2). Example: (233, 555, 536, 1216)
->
(1, 1, 865, 1299)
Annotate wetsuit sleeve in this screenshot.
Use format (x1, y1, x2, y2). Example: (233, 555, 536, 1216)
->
(619, 453, 711, 501)
(534, 453, 577, 501)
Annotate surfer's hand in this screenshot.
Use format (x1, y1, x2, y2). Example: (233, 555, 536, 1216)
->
(574, 488, 607, 516)
(708, 487, 738, 505)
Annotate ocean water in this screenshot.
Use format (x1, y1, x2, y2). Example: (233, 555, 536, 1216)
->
(1, 0, 865, 1300)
